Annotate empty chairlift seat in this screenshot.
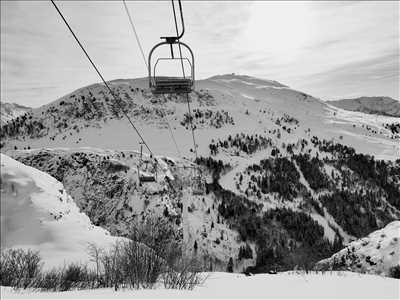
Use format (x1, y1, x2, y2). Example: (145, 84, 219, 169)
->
(148, 39, 195, 95)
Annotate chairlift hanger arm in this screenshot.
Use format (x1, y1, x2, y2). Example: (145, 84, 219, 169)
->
(160, 0, 185, 42)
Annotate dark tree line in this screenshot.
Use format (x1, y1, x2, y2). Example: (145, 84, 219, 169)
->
(247, 157, 304, 200)
(293, 153, 330, 191)
(209, 133, 273, 156)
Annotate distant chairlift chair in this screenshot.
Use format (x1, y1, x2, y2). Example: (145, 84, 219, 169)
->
(138, 159, 157, 184)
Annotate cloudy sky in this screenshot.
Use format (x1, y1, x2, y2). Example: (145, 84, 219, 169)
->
(1, 1, 399, 107)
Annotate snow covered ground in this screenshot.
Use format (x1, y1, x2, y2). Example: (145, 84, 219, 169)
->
(0, 153, 124, 269)
(1, 271, 399, 299)
(317, 221, 400, 277)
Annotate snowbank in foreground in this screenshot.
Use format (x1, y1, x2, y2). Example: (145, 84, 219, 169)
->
(0, 153, 124, 269)
(1, 271, 399, 299)
(316, 221, 400, 277)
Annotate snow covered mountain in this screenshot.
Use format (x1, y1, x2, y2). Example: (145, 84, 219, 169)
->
(0, 101, 31, 126)
(327, 96, 400, 117)
(316, 221, 399, 277)
(0, 153, 124, 268)
(1, 74, 399, 274)
(0, 74, 398, 159)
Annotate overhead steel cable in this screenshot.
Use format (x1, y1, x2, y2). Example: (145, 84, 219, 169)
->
(122, 0, 183, 159)
(171, 0, 186, 78)
(171, 0, 198, 160)
(122, 0, 148, 69)
(163, 110, 182, 158)
(50, 0, 153, 156)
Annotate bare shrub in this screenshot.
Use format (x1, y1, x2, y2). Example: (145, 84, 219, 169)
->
(162, 256, 206, 290)
(88, 240, 166, 290)
(0, 248, 42, 288)
(129, 216, 181, 265)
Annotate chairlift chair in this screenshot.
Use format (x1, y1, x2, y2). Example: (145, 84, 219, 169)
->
(191, 168, 205, 195)
(148, 39, 195, 95)
(138, 157, 157, 184)
(148, 0, 194, 96)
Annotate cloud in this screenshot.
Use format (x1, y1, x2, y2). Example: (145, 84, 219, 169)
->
(1, 1, 399, 106)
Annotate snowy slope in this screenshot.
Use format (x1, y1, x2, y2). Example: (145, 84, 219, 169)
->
(0, 153, 124, 268)
(1, 74, 399, 274)
(1, 74, 398, 160)
(2, 271, 399, 299)
(5, 148, 249, 271)
(316, 221, 400, 277)
(327, 96, 400, 117)
(0, 102, 30, 126)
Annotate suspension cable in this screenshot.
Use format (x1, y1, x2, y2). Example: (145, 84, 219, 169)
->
(51, 0, 153, 156)
(122, 0, 183, 159)
(163, 109, 182, 158)
(122, 0, 148, 69)
(171, 0, 198, 161)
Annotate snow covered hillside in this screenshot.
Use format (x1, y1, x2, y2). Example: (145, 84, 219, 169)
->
(1, 74, 399, 274)
(1, 74, 398, 160)
(6, 148, 250, 271)
(316, 221, 400, 277)
(0, 102, 30, 126)
(327, 96, 400, 118)
(2, 271, 399, 299)
(0, 153, 123, 268)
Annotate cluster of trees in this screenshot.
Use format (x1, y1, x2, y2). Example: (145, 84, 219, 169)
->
(208, 133, 273, 156)
(313, 137, 400, 210)
(384, 122, 400, 135)
(207, 182, 341, 272)
(0, 114, 45, 140)
(264, 208, 342, 252)
(293, 154, 330, 191)
(181, 109, 234, 129)
(318, 189, 396, 238)
(238, 244, 253, 260)
(247, 157, 303, 201)
(274, 113, 299, 134)
(195, 156, 230, 181)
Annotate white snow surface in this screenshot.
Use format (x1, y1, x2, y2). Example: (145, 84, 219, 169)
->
(317, 221, 400, 277)
(1, 271, 399, 299)
(0, 153, 124, 269)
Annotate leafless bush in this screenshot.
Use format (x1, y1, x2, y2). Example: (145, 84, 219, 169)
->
(88, 240, 166, 290)
(162, 256, 206, 290)
(1, 215, 206, 291)
(129, 216, 181, 265)
(0, 248, 42, 288)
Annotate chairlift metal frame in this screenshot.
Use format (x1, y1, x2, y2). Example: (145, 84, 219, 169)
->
(148, 0, 195, 95)
(148, 41, 195, 94)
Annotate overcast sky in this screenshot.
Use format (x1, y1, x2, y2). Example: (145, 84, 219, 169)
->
(1, 1, 399, 107)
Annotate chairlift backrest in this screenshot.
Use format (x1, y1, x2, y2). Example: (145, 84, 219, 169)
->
(148, 39, 195, 95)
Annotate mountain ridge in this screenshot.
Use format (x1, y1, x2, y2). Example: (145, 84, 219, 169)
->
(327, 96, 400, 117)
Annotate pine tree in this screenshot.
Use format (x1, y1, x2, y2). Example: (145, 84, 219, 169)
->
(227, 257, 234, 273)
